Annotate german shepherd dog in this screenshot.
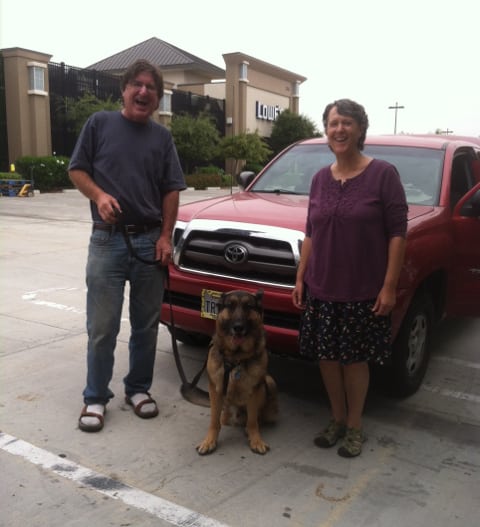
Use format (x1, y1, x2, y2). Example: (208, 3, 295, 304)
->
(196, 290, 278, 455)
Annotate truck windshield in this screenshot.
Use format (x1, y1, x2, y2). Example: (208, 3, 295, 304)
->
(251, 143, 444, 206)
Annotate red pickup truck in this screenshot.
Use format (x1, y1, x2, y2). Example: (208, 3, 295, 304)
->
(161, 134, 480, 396)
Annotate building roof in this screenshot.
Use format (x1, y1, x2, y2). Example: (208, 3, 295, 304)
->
(223, 52, 307, 84)
(87, 37, 225, 78)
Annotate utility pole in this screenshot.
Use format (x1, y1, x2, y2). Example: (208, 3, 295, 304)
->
(440, 128, 454, 135)
(388, 102, 405, 134)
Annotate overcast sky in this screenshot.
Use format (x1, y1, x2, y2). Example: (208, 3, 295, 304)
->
(1, 0, 478, 137)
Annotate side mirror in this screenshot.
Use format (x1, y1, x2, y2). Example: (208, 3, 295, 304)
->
(460, 188, 480, 217)
(237, 171, 256, 189)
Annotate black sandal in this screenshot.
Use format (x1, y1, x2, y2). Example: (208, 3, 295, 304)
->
(125, 394, 159, 419)
(78, 405, 105, 432)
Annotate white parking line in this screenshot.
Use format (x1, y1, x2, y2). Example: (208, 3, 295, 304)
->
(22, 287, 85, 314)
(432, 355, 480, 370)
(421, 384, 480, 404)
(0, 432, 228, 527)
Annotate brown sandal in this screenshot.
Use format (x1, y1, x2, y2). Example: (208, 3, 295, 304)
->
(78, 405, 105, 432)
(125, 394, 159, 419)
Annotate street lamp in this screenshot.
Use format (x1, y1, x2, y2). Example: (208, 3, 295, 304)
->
(388, 102, 405, 134)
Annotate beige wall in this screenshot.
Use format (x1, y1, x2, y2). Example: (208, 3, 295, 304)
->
(223, 52, 305, 139)
(245, 86, 290, 135)
(2, 48, 52, 163)
(166, 69, 216, 88)
(203, 81, 226, 99)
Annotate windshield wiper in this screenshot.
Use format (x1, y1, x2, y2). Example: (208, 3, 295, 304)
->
(254, 188, 303, 195)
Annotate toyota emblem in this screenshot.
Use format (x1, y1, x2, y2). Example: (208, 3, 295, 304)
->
(224, 243, 248, 264)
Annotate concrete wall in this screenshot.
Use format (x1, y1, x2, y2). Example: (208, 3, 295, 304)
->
(2, 48, 52, 163)
(223, 52, 305, 139)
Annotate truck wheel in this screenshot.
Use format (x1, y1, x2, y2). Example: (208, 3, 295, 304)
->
(386, 293, 434, 397)
(167, 326, 211, 347)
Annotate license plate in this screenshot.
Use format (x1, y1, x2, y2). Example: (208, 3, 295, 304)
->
(201, 289, 222, 319)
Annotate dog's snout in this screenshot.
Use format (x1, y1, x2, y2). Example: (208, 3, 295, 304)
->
(231, 321, 246, 336)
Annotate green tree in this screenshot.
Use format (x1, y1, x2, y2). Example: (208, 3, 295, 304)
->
(219, 131, 272, 179)
(65, 92, 121, 135)
(170, 113, 220, 174)
(269, 110, 321, 156)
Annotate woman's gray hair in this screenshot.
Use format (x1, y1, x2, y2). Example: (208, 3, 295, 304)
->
(322, 99, 369, 150)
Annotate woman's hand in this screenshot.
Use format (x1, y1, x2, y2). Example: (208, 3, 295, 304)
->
(372, 285, 396, 316)
(292, 282, 306, 309)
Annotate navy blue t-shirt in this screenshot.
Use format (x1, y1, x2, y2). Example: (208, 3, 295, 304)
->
(68, 111, 186, 224)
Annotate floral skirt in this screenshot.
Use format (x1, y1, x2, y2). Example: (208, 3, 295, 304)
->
(299, 295, 392, 365)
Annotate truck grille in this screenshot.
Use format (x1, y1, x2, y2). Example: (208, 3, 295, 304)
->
(173, 219, 304, 288)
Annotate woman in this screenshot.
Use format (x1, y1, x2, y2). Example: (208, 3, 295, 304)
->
(292, 99, 408, 457)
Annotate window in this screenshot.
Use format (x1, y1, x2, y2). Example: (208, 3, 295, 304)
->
(450, 153, 475, 209)
(159, 90, 172, 115)
(239, 61, 249, 82)
(27, 62, 47, 95)
(292, 81, 300, 97)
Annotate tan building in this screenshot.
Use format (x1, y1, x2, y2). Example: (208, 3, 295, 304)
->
(1, 47, 53, 166)
(0, 37, 306, 169)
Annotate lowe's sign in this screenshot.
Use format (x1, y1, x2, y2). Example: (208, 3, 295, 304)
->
(255, 101, 282, 121)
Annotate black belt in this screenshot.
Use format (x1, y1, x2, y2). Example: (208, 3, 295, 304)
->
(93, 221, 162, 235)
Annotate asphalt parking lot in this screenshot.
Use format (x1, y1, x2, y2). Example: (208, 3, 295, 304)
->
(1, 188, 479, 527)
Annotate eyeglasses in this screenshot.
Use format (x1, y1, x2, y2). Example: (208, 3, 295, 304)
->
(129, 80, 157, 93)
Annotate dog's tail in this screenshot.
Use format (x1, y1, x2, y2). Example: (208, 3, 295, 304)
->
(261, 375, 278, 424)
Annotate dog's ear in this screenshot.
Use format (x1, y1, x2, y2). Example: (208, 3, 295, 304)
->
(219, 292, 228, 310)
(255, 289, 264, 312)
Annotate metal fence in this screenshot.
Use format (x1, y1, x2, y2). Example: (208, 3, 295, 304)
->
(172, 90, 225, 136)
(0, 59, 225, 168)
(48, 62, 225, 158)
(48, 62, 123, 156)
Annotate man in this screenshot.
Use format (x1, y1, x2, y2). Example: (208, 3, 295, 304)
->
(69, 59, 186, 432)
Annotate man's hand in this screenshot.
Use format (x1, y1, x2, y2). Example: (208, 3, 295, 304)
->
(96, 193, 122, 224)
(155, 235, 173, 266)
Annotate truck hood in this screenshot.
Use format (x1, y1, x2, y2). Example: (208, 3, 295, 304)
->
(406, 204, 435, 221)
(178, 191, 309, 230)
(177, 191, 435, 230)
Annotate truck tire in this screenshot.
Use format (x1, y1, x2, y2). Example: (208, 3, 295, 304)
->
(386, 293, 434, 397)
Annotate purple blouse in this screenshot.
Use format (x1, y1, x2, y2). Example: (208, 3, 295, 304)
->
(304, 159, 408, 302)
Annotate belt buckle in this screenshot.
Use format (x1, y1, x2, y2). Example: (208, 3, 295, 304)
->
(125, 224, 138, 235)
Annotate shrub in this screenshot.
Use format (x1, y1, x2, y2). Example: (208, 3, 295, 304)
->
(243, 162, 264, 174)
(196, 165, 225, 176)
(14, 156, 71, 192)
(221, 173, 235, 188)
(0, 172, 23, 179)
(171, 113, 221, 174)
(219, 132, 272, 177)
(185, 173, 223, 189)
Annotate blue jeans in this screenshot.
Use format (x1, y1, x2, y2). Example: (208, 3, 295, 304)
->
(83, 226, 165, 405)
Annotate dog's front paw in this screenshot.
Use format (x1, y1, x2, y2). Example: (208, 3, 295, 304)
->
(249, 437, 270, 455)
(196, 437, 218, 455)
